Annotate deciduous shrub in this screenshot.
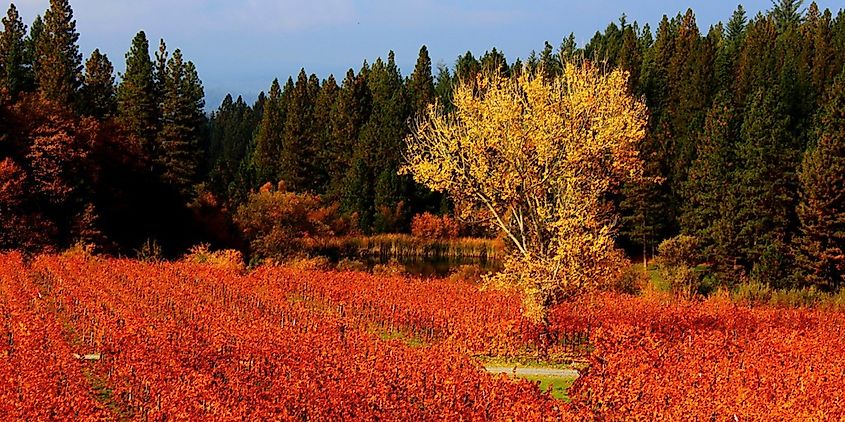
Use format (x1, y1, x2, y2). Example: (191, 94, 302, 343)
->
(234, 182, 350, 261)
(607, 263, 648, 295)
(446, 264, 488, 283)
(411, 212, 461, 239)
(182, 243, 244, 270)
(283, 255, 332, 271)
(656, 235, 703, 296)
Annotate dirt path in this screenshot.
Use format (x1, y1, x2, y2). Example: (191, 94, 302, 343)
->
(484, 366, 579, 378)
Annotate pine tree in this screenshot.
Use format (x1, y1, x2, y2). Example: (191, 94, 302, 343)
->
(117, 31, 158, 157)
(156, 49, 205, 197)
(79, 49, 115, 118)
(795, 74, 845, 289)
(0, 4, 29, 97)
(638, 23, 654, 57)
(207, 94, 234, 173)
(252, 90, 266, 121)
(280, 69, 316, 192)
(226, 93, 264, 205)
(345, 155, 375, 230)
(525, 50, 540, 75)
(454, 51, 480, 83)
(153, 39, 168, 102)
(349, 52, 409, 232)
(538, 41, 561, 79)
(24, 15, 42, 84)
(479, 47, 508, 76)
(681, 95, 739, 269)
(732, 87, 801, 285)
(715, 5, 747, 92)
(620, 15, 678, 252)
(207, 94, 258, 202)
(408, 45, 435, 118)
(618, 23, 643, 91)
(832, 10, 845, 76)
(776, 22, 814, 134)
(252, 78, 285, 184)
(408, 47, 448, 217)
(666, 9, 714, 193)
(636, 11, 716, 257)
(772, 0, 805, 31)
(733, 16, 778, 108)
(433, 62, 453, 110)
(802, 4, 835, 96)
(509, 58, 524, 78)
(559, 33, 578, 62)
(35, 0, 82, 106)
(726, 5, 748, 41)
(640, 15, 674, 113)
(329, 69, 370, 200)
(312, 74, 338, 194)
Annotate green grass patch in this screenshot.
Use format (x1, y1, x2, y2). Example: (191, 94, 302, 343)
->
(477, 356, 580, 401)
(474, 355, 584, 370)
(516, 373, 577, 402)
(647, 263, 671, 292)
(373, 328, 427, 348)
(84, 367, 132, 420)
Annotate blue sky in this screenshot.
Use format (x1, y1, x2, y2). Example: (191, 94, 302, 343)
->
(9, 1, 844, 109)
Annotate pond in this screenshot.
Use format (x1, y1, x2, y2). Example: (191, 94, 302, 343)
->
(357, 256, 502, 278)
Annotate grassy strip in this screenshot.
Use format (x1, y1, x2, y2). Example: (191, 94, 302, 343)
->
(474, 355, 586, 370)
(514, 374, 577, 402)
(31, 269, 131, 419)
(373, 327, 428, 348)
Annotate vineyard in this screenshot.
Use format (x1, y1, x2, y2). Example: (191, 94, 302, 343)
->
(2, 252, 844, 420)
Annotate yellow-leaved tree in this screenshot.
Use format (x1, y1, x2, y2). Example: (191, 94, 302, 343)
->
(402, 62, 647, 322)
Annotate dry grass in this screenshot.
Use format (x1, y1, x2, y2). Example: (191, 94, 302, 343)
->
(312, 234, 503, 261)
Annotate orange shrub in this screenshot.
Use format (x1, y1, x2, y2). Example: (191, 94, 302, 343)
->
(234, 183, 351, 260)
(182, 243, 244, 270)
(410, 212, 461, 239)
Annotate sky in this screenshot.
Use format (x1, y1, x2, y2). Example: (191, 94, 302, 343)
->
(9, 0, 844, 109)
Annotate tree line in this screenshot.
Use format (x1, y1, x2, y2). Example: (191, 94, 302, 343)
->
(2, 0, 844, 290)
(0, 0, 207, 254)
(207, 1, 845, 289)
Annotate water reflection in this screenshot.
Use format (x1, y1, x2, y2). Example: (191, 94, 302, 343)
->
(354, 256, 501, 278)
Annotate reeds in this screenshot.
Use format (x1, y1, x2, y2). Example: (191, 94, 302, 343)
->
(307, 234, 503, 263)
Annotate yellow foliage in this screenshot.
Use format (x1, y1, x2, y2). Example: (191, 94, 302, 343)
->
(283, 255, 332, 271)
(183, 243, 245, 270)
(404, 62, 647, 321)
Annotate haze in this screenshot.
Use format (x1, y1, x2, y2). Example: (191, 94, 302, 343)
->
(9, 0, 842, 108)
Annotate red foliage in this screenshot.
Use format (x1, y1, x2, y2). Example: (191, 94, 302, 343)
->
(0, 158, 26, 207)
(0, 93, 104, 250)
(0, 253, 108, 419)
(553, 293, 845, 419)
(21, 255, 567, 419)
(410, 212, 461, 239)
(5, 253, 845, 420)
(235, 186, 352, 259)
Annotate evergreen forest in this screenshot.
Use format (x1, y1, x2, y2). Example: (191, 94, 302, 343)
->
(2, 0, 845, 291)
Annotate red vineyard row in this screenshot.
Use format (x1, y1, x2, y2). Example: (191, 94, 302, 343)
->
(2, 253, 567, 420)
(3, 252, 845, 419)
